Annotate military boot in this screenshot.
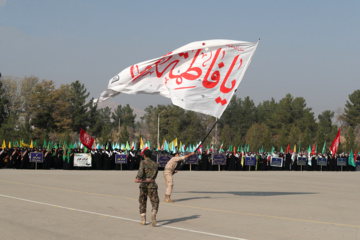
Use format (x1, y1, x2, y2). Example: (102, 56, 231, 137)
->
(151, 210, 157, 227)
(165, 194, 174, 203)
(140, 213, 146, 225)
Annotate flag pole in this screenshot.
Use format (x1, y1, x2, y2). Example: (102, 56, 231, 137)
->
(194, 119, 219, 153)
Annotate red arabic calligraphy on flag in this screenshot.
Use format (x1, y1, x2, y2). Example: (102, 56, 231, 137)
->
(98, 39, 258, 118)
(80, 128, 94, 150)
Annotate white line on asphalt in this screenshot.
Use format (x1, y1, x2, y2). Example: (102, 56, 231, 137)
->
(0, 193, 247, 240)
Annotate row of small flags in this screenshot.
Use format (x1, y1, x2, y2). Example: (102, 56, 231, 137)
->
(1, 139, 139, 152)
(2, 137, 204, 154)
(5, 139, 349, 155)
(160, 138, 203, 153)
(0, 140, 349, 156)
(2, 128, 356, 164)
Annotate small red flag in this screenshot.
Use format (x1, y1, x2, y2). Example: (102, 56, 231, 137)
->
(355, 149, 358, 162)
(286, 143, 290, 153)
(330, 127, 341, 157)
(80, 128, 94, 150)
(311, 143, 316, 155)
(140, 143, 149, 156)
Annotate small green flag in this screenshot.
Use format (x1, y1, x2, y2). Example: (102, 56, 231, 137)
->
(348, 150, 356, 167)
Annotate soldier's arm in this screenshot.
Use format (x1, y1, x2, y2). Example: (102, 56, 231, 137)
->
(135, 160, 145, 183)
(185, 152, 195, 159)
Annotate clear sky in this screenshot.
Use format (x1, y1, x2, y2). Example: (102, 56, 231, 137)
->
(1, 0, 359, 118)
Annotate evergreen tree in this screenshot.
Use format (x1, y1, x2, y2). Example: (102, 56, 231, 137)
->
(69, 80, 91, 132)
(301, 128, 313, 151)
(292, 97, 316, 133)
(256, 98, 277, 125)
(316, 126, 326, 150)
(0, 113, 20, 141)
(220, 96, 257, 139)
(345, 126, 357, 152)
(87, 99, 99, 136)
(119, 125, 130, 145)
(111, 104, 136, 130)
(179, 111, 206, 145)
(342, 90, 360, 127)
(318, 110, 334, 133)
(220, 124, 233, 148)
(97, 107, 112, 145)
(288, 125, 301, 148)
(245, 123, 272, 152)
(277, 126, 289, 150)
(0, 80, 9, 125)
(268, 94, 294, 133)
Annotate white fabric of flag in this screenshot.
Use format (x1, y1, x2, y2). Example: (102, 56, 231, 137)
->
(98, 39, 258, 118)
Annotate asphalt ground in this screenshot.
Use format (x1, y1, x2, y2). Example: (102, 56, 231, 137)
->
(0, 169, 359, 240)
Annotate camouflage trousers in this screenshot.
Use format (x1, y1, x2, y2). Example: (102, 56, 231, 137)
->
(139, 187, 159, 214)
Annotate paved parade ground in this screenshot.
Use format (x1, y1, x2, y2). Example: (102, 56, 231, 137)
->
(0, 170, 359, 240)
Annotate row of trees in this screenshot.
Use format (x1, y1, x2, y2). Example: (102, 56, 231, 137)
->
(142, 94, 359, 153)
(0, 75, 359, 153)
(0, 76, 136, 146)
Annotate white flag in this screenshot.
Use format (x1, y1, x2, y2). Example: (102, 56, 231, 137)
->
(98, 39, 258, 118)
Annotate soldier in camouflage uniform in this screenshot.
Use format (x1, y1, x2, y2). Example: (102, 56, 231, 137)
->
(135, 149, 159, 227)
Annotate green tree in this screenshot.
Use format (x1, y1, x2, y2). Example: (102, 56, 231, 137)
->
(111, 104, 136, 130)
(178, 111, 206, 145)
(1, 76, 21, 115)
(292, 97, 316, 133)
(316, 126, 326, 150)
(87, 100, 99, 136)
(52, 84, 72, 132)
(268, 94, 294, 133)
(220, 96, 257, 140)
(69, 80, 91, 132)
(245, 123, 272, 152)
(97, 107, 112, 145)
(0, 113, 20, 141)
(345, 126, 357, 152)
(0, 80, 9, 125)
(141, 105, 207, 147)
(288, 125, 301, 148)
(300, 128, 313, 152)
(342, 90, 360, 127)
(30, 80, 56, 138)
(220, 124, 233, 148)
(19, 76, 39, 140)
(318, 110, 334, 133)
(277, 126, 289, 150)
(119, 125, 130, 145)
(256, 98, 277, 125)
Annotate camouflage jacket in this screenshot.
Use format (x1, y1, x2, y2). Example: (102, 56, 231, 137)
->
(136, 157, 158, 189)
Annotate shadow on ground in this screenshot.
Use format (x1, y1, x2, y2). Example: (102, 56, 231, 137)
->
(173, 196, 211, 202)
(157, 215, 200, 226)
(185, 191, 317, 196)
